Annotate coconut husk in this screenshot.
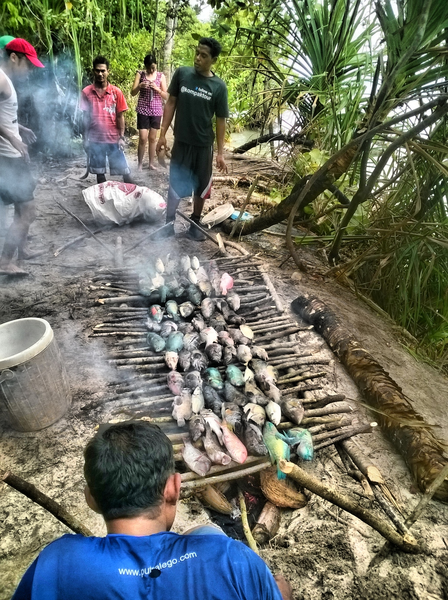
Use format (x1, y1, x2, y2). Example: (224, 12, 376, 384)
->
(196, 485, 233, 515)
(260, 466, 307, 509)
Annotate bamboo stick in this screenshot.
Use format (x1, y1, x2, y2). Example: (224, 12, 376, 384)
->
(2, 471, 93, 537)
(255, 328, 303, 343)
(278, 460, 419, 552)
(181, 460, 270, 489)
(96, 296, 149, 305)
(90, 332, 147, 337)
(280, 383, 323, 396)
(181, 456, 268, 483)
(313, 423, 374, 450)
(239, 490, 259, 553)
(257, 267, 284, 313)
(54, 200, 115, 257)
(302, 393, 346, 407)
(278, 371, 327, 385)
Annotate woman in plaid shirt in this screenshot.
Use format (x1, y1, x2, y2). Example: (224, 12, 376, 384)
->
(131, 54, 168, 171)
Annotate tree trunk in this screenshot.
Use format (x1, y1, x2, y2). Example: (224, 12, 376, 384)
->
(221, 145, 358, 236)
(291, 293, 448, 503)
(161, 0, 177, 81)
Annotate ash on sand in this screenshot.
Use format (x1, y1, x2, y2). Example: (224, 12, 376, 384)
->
(1, 150, 448, 599)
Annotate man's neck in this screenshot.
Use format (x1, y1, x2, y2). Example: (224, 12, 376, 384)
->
(94, 81, 108, 91)
(106, 515, 169, 536)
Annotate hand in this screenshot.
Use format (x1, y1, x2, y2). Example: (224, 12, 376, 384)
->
(118, 138, 125, 150)
(10, 136, 30, 162)
(156, 135, 166, 154)
(19, 126, 37, 145)
(83, 138, 89, 152)
(140, 81, 150, 90)
(274, 574, 293, 600)
(216, 154, 228, 174)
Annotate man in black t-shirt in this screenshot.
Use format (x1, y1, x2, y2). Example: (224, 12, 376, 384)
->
(156, 37, 229, 241)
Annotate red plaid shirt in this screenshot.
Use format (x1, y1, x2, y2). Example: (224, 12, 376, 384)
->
(80, 84, 128, 143)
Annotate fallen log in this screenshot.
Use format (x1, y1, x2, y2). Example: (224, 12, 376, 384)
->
(291, 294, 448, 502)
(278, 460, 420, 552)
(2, 471, 93, 536)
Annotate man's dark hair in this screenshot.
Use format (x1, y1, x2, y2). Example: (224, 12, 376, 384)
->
(144, 54, 157, 67)
(84, 421, 175, 520)
(198, 37, 222, 59)
(93, 55, 109, 69)
(5, 50, 25, 59)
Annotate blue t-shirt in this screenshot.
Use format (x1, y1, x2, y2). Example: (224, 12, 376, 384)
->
(12, 532, 283, 600)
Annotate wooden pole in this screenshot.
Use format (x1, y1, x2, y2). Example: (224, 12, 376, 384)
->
(278, 460, 420, 553)
(2, 471, 93, 537)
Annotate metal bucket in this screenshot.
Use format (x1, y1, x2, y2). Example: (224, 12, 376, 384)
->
(0, 318, 71, 431)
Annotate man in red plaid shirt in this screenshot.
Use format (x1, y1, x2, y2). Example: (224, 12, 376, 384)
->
(80, 56, 133, 184)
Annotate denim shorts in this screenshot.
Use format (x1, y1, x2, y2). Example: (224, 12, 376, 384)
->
(88, 142, 130, 175)
(0, 156, 36, 205)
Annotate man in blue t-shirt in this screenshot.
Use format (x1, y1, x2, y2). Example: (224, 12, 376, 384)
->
(12, 420, 292, 600)
(155, 37, 229, 241)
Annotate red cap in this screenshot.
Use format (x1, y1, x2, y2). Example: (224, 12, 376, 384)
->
(5, 38, 44, 68)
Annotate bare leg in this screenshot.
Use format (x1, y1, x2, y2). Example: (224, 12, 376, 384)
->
(0, 201, 36, 274)
(148, 128, 158, 170)
(138, 129, 149, 170)
(192, 195, 205, 219)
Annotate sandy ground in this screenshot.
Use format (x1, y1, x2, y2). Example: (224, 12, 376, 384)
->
(0, 145, 447, 599)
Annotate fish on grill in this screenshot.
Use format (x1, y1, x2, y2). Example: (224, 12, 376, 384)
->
(165, 331, 184, 352)
(203, 423, 231, 465)
(164, 351, 178, 370)
(182, 437, 211, 476)
(148, 304, 164, 324)
(146, 319, 162, 333)
(218, 331, 235, 347)
(220, 273, 234, 296)
(200, 326, 218, 346)
(159, 320, 178, 338)
(244, 421, 268, 456)
(190, 349, 208, 371)
(172, 389, 192, 427)
(187, 284, 202, 305)
(192, 314, 206, 332)
(223, 381, 247, 407)
(243, 403, 266, 427)
(191, 386, 205, 413)
(147, 332, 166, 352)
(203, 385, 223, 416)
(237, 344, 252, 366)
(183, 332, 200, 351)
(251, 345, 269, 361)
(180, 254, 191, 272)
(167, 371, 185, 396)
(204, 367, 224, 390)
(179, 301, 195, 318)
(178, 349, 192, 372)
(225, 364, 245, 387)
(221, 402, 243, 435)
(222, 346, 237, 365)
(191, 256, 200, 270)
(201, 298, 215, 319)
(189, 414, 206, 442)
(266, 400, 282, 426)
(205, 343, 223, 364)
(244, 380, 269, 406)
(226, 290, 241, 312)
(220, 422, 247, 464)
(184, 370, 203, 391)
(201, 409, 224, 444)
(280, 397, 304, 425)
(165, 300, 180, 321)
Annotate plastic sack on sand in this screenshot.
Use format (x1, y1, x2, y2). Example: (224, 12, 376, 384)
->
(82, 181, 166, 226)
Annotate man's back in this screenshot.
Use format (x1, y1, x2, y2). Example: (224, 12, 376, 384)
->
(13, 531, 283, 600)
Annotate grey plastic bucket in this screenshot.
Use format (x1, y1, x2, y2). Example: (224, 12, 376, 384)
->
(0, 318, 71, 431)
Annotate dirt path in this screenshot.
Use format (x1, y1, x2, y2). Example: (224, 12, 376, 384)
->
(0, 148, 447, 599)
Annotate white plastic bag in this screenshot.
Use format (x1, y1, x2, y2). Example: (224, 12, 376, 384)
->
(82, 181, 166, 226)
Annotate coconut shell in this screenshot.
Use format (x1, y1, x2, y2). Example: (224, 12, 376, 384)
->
(260, 466, 307, 509)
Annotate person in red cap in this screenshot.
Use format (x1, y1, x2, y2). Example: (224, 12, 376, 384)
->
(0, 38, 44, 275)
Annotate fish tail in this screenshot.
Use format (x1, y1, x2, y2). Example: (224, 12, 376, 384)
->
(277, 465, 286, 480)
(178, 418, 185, 428)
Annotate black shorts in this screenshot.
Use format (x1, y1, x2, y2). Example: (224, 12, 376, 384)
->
(88, 143, 130, 176)
(0, 156, 36, 205)
(169, 140, 213, 200)
(137, 114, 162, 130)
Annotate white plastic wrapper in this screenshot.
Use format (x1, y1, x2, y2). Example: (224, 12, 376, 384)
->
(82, 182, 166, 226)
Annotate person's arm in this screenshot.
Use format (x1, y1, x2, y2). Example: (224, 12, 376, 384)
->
(215, 116, 227, 173)
(156, 95, 177, 152)
(130, 71, 143, 97)
(82, 110, 90, 150)
(151, 73, 168, 102)
(116, 111, 126, 149)
(0, 123, 29, 160)
(18, 125, 37, 146)
(274, 574, 293, 600)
